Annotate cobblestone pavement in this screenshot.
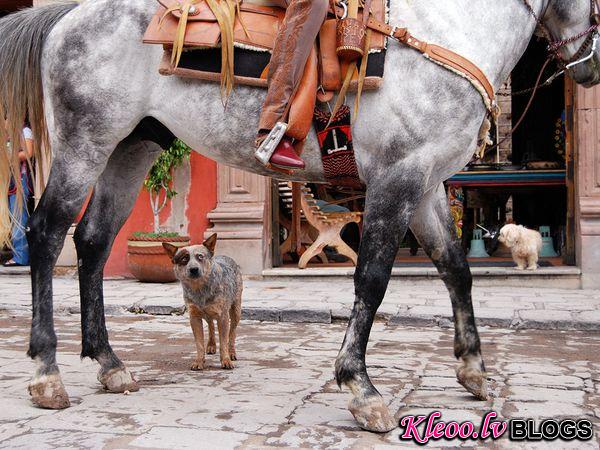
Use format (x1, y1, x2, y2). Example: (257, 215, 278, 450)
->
(1, 312, 599, 449)
(1, 275, 600, 330)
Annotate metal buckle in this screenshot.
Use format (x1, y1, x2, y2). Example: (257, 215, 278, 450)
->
(389, 26, 398, 40)
(254, 122, 288, 166)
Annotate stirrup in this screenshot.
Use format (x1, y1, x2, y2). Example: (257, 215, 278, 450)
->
(254, 122, 288, 166)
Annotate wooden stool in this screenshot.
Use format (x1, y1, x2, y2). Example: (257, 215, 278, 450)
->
(296, 183, 362, 269)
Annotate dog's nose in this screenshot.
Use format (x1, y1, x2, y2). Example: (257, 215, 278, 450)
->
(189, 267, 200, 277)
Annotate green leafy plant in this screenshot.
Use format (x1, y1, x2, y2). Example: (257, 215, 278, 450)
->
(144, 139, 192, 234)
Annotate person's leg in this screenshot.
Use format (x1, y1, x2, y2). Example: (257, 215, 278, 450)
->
(8, 180, 30, 266)
(256, 0, 328, 169)
(18, 173, 31, 265)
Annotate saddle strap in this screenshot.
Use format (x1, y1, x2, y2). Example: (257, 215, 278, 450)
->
(366, 17, 497, 113)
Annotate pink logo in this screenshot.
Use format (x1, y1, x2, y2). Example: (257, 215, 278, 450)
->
(400, 411, 507, 444)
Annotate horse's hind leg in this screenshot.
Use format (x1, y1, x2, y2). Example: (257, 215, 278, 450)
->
(27, 152, 111, 409)
(335, 178, 421, 432)
(410, 184, 488, 400)
(74, 134, 161, 393)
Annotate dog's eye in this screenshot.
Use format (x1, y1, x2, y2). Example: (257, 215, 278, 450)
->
(196, 254, 205, 262)
(174, 253, 189, 265)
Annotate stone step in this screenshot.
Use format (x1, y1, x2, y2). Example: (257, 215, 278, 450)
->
(262, 266, 582, 289)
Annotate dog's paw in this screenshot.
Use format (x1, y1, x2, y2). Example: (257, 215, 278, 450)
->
(221, 358, 235, 370)
(526, 265, 538, 270)
(190, 359, 205, 371)
(229, 351, 237, 361)
(205, 343, 217, 355)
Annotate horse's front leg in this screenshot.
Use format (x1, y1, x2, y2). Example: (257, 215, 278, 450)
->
(410, 184, 488, 400)
(74, 137, 161, 392)
(335, 179, 421, 432)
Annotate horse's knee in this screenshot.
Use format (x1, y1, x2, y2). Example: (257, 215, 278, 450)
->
(27, 199, 77, 258)
(26, 210, 49, 252)
(73, 220, 110, 263)
(437, 246, 472, 295)
(449, 261, 472, 294)
(354, 265, 391, 305)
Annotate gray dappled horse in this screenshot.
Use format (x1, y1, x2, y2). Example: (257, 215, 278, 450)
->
(0, 0, 599, 432)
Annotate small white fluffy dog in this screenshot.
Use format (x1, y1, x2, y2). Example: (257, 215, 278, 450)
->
(498, 224, 543, 270)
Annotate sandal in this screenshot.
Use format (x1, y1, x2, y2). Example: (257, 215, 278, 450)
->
(3, 260, 22, 267)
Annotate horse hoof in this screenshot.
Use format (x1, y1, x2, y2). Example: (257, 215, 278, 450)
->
(456, 366, 489, 400)
(348, 396, 397, 433)
(98, 367, 139, 393)
(28, 373, 71, 410)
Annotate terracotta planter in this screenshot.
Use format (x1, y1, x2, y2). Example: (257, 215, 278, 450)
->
(127, 235, 190, 283)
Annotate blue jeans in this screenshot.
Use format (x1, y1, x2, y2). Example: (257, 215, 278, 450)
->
(8, 173, 30, 265)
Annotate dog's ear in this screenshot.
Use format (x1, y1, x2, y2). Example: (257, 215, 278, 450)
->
(202, 233, 217, 255)
(502, 226, 518, 247)
(162, 242, 179, 260)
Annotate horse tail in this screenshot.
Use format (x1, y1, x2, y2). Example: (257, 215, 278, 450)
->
(0, 1, 78, 248)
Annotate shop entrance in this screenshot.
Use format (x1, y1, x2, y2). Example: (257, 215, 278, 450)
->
(272, 40, 574, 270)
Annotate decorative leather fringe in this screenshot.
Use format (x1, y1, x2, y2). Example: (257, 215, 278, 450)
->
(159, 0, 241, 101)
(326, 60, 357, 128)
(353, 28, 371, 121)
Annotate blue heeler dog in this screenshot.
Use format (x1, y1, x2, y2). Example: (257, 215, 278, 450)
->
(163, 234, 242, 370)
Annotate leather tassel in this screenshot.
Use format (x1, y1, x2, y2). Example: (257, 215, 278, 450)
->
(171, 2, 192, 67)
(158, 4, 181, 30)
(326, 60, 357, 128)
(235, 0, 251, 38)
(353, 28, 371, 120)
(206, 0, 236, 99)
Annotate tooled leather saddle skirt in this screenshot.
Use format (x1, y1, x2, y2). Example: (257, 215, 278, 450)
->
(143, 0, 388, 93)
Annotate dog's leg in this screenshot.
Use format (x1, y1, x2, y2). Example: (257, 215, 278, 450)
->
(513, 252, 525, 270)
(188, 305, 206, 370)
(205, 319, 217, 355)
(526, 253, 538, 270)
(217, 311, 234, 369)
(228, 293, 242, 361)
(526, 249, 538, 270)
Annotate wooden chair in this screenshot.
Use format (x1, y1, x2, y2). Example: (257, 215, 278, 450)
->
(296, 183, 362, 269)
(277, 182, 328, 264)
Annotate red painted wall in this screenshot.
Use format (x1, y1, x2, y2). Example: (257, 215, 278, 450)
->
(104, 153, 217, 277)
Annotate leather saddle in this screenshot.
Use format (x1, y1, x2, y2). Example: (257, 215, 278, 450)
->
(143, 0, 388, 141)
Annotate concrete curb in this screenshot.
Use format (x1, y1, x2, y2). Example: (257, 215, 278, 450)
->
(3, 302, 598, 331)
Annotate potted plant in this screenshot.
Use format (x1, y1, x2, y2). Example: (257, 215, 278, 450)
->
(127, 139, 192, 282)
